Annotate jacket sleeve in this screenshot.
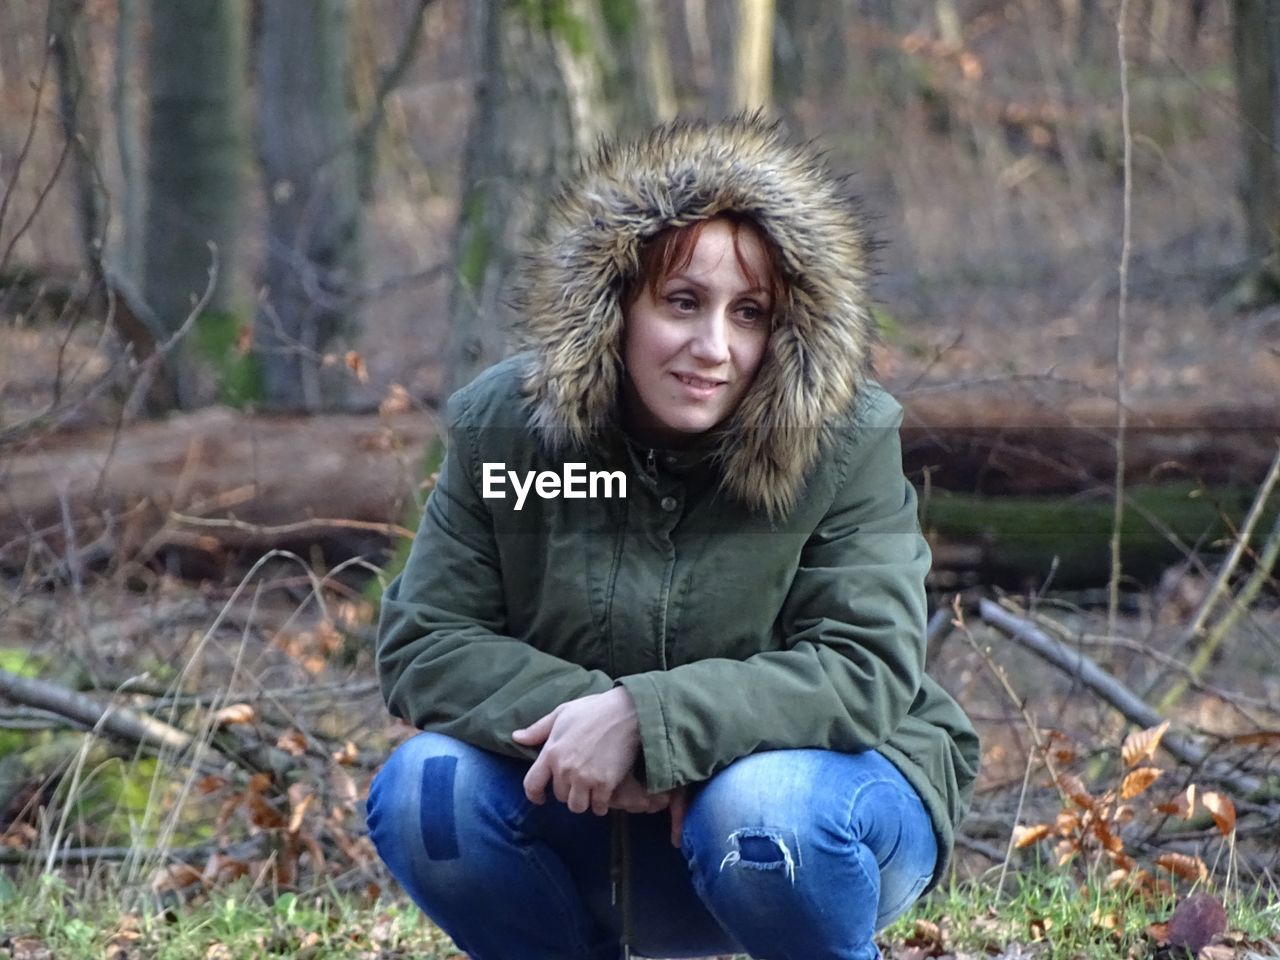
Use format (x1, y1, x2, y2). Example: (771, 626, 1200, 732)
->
(376, 390, 615, 759)
(617, 391, 930, 792)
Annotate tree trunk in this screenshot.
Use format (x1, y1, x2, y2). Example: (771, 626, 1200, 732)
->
(255, 0, 363, 411)
(143, 0, 248, 410)
(113, 0, 144, 285)
(1228, 0, 1280, 281)
(46, 0, 106, 300)
(444, 0, 588, 395)
(707, 0, 775, 116)
(600, 0, 678, 131)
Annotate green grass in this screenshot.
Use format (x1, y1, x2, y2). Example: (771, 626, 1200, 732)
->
(0, 874, 455, 959)
(0, 864, 1274, 960)
(883, 864, 1280, 960)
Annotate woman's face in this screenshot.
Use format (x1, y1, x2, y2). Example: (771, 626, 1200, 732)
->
(621, 218, 774, 446)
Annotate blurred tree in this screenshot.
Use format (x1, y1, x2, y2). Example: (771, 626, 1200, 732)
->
(600, 0, 677, 130)
(143, 0, 248, 410)
(445, 0, 601, 394)
(706, 0, 775, 116)
(775, 0, 848, 118)
(46, 0, 106, 302)
(255, 0, 363, 411)
(1231, 0, 1280, 305)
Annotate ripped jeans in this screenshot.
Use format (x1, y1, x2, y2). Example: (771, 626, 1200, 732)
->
(366, 732, 937, 960)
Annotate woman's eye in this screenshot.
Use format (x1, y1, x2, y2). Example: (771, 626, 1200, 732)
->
(668, 295, 697, 312)
(736, 304, 766, 324)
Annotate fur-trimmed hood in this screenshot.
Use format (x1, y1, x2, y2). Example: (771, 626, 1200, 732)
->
(512, 114, 877, 518)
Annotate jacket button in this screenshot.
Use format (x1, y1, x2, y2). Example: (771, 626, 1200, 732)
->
(660, 496, 678, 512)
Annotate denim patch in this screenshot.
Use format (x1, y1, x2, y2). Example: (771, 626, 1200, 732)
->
(419, 755, 460, 860)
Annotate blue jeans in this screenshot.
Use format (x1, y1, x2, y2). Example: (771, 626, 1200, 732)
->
(366, 732, 937, 960)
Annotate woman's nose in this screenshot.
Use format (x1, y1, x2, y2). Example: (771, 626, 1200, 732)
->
(688, 311, 731, 363)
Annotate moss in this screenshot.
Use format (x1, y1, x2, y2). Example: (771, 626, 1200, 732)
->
(457, 188, 494, 295)
(194, 309, 263, 408)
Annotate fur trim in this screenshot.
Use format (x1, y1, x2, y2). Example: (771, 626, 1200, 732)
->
(512, 114, 876, 518)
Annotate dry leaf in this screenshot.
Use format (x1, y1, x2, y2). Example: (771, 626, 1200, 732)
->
(211, 703, 256, 727)
(277, 727, 308, 757)
(345, 350, 369, 383)
(331, 740, 359, 765)
(1013, 823, 1051, 848)
(1201, 791, 1236, 836)
(329, 765, 358, 810)
(150, 862, 205, 894)
(1167, 892, 1227, 953)
(1104, 867, 1130, 889)
(1055, 810, 1079, 835)
(1056, 771, 1095, 810)
(379, 383, 413, 416)
(1120, 766, 1162, 800)
(1122, 720, 1170, 768)
(1156, 852, 1209, 883)
(196, 774, 229, 794)
(287, 783, 314, 833)
(1228, 730, 1280, 746)
(1155, 783, 1197, 819)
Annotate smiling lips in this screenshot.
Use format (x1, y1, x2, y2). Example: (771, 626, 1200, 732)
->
(673, 371, 726, 393)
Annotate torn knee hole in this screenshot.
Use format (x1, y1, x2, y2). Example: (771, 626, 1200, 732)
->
(718, 829, 799, 882)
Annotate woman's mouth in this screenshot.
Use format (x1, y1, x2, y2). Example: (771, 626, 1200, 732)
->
(672, 372, 726, 397)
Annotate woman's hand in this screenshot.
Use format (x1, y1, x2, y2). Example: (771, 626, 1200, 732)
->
(512, 687, 641, 816)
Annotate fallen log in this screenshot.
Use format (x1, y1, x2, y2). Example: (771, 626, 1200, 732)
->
(1, 395, 1276, 581)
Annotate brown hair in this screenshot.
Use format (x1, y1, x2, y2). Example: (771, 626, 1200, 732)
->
(625, 212, 787, 321)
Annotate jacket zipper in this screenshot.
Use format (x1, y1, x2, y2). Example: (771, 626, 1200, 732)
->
(644, 447, 657, 483)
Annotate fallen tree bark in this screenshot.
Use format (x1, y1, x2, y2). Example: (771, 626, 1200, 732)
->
(1, 396, 1276, 580)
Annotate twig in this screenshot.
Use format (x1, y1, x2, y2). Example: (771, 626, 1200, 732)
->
(120, 242, 220, 421)
(976, 598, 1263, 798)
(0, 838, 263, 866)
(0, 668, 192, 754)
(170, 512, 416, 542)
(1149, 443, 1280, 709)
(354, 0, 439, 196)
(1109, 0, 1134, 636)
(950, 597, 1059, 899)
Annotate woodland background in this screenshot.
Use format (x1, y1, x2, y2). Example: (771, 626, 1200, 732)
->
(0, 1, 1279, 958)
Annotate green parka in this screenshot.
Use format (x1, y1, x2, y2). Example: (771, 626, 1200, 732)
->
(377, 116, 980, 889)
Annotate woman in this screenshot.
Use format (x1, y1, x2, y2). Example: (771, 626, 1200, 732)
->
(367, 115, 980, 960)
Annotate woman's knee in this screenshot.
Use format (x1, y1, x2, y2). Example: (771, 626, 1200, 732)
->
(366, 732, 524, 869)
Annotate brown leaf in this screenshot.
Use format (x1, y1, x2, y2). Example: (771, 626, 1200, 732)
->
(1167, 892, 1227, 953)
(1056, 771, 1095, 810)
(331, 740, 358, 765)
(276, 727, 308, 757)
(287, 783, 314, 834)
(1228, 730, 1280, 747)
(196, 774, 229, 795)
(150, 862, 205, 894)
(7, 937, 53, 960)
(329, 765, 358, 811)
(211, 703, 256, 726)
(345, 350, 369, 383)
(378, 383, 413, 416)
(1155, 783, 1197, 819)
(1054, 810, 1079, 835)
(1201, 791, 1236, 837)
(1122, 720, 1170, 768)
(1120, 766, 1162, 800)
(1156, 852, 1209, 883)
(1012, 823, 1051, 848)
